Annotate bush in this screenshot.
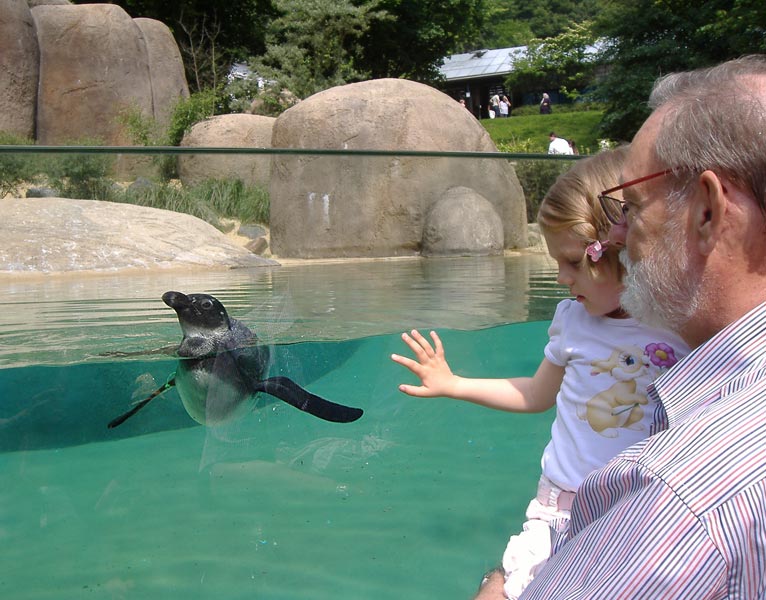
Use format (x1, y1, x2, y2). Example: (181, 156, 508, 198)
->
(40, 138, 118, 200)
(122, 178, 270, 230)
(0, 131, 39, 197)
(497, 138, 571, 221)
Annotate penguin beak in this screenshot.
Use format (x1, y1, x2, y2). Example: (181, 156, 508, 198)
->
(162, 291, 190, 310)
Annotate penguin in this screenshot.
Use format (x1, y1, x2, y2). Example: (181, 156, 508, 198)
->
(108, 291, 363, 428)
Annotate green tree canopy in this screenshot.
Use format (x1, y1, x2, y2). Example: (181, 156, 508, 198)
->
(594, 0, 766, 141)
(250, 0, 390, 99)
(356, 0, 485, 82)
(503, 21, 599, 101)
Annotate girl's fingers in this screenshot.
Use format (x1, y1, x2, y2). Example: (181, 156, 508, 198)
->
(409, 329, 435, 356)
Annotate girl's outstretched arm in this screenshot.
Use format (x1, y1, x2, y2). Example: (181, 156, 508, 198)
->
(391, 330, 562, 413)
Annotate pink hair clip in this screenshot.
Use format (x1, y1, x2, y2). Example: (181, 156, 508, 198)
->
(585, 240, 608, 262)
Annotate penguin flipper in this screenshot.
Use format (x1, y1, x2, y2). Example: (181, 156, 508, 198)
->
(108, 377, 176, 429)
(254, 376, 363, 423)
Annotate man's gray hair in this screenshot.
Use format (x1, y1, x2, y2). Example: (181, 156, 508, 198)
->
(648, 54, 766, 214)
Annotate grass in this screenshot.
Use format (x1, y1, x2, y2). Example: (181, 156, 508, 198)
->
(482, 110, 605, 154)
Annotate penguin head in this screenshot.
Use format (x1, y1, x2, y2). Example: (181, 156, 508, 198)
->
(162, 291, 232, 338)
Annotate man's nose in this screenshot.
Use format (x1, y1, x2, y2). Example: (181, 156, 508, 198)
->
(609, 220, 628, 248)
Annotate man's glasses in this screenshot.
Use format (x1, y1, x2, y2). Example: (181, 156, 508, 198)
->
(598, 168, 676, 225)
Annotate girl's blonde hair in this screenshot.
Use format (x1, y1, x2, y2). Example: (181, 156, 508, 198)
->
(537, 146, 629, 277)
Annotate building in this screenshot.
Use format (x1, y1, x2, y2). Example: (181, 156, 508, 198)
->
(438, 47, 526, 119)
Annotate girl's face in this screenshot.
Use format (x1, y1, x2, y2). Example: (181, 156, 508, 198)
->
(544, 228, 624, 317)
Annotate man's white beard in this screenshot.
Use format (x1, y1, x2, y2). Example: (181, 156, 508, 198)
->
(620, 233, 701, 333)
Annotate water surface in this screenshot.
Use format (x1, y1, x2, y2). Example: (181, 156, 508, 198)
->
(0, 255, 565, 599)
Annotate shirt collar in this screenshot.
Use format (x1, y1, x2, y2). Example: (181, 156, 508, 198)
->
(649, 301, 766, 427)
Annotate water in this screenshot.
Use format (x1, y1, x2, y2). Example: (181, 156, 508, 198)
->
(0, 255, 565, 599)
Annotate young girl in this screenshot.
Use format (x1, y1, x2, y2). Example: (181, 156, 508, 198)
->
(390, 148, 690, 599)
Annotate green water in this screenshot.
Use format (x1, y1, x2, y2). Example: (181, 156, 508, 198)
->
(0, 256, 563, 599)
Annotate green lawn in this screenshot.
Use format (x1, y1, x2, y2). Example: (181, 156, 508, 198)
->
(482, 110, 605, 154)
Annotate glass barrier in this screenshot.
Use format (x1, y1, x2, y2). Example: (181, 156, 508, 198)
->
(0, 146, 576, 599)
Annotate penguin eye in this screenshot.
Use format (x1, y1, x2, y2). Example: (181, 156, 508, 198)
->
(200, 300, 213, 310)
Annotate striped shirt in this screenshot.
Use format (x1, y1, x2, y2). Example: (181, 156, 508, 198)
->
(520, 302, 766, 599)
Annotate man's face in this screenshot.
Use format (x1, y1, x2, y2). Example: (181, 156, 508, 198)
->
(617, 112, 703, 333)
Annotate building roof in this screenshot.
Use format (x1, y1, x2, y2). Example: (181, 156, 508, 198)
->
(439, 47, 527, 82)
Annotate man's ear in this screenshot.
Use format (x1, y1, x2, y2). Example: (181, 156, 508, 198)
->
(693, 170, 727, 256)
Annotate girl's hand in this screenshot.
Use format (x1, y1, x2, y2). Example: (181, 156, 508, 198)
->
(391, 330, 457, 397)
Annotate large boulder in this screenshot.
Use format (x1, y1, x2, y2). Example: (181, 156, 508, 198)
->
(31, 4, 187, 148)
(0, 197, 276, 273)
(0, 0, 39, 139)
(133, 17, 189, 127)
(422, 186, 504, 256)
(269, 78, 527, 258)
(178, 114, 275, 188)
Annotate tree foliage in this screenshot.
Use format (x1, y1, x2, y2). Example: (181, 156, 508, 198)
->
(357, 0, 485, 82)
(249, 0, 390, 99)
(593, 0, 766, 141)
(504, 22, 599, 100)
(479, 0, 603, 48)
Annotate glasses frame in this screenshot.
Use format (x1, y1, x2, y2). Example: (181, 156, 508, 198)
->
(598, 168, 676, 225)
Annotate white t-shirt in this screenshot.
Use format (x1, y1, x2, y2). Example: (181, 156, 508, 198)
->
(548, 137, 572, 155)
(540, 299, 690, 491)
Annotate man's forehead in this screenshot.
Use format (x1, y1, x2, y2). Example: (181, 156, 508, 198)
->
(622, 111, 664, 182)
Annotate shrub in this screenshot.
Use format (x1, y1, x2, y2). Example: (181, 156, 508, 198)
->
(497, 138, 571, 221)
(0, 131, 39, 198)
(40, 138, 118, 200)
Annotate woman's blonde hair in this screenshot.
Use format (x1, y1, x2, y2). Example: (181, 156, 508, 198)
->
(537, 146, 629, 277)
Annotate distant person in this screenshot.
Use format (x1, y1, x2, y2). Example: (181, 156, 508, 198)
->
(490, 93, 500, 118)
(540, 93, 552, 114)
(548, 132, 573, 155)
(499, 96, 511, 118)
(568, 140, 579, 155)
(391, 149, 689, 600)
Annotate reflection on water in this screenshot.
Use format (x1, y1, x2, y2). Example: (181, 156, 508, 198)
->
(0, 254, 564, 368)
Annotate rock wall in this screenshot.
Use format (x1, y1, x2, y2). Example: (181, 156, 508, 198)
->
(0, 0, 39, 138)
(0, 2, 188, 145)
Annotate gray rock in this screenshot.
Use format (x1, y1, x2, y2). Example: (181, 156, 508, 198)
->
(0, 0, 39, 139)
(25, 186, 58, 198)
(269, 78, 527, 258)
(0, 197, 278, 273)
(238, 223, 267, 239)
(245, 237, 269, 255)
(178, 114, 275, 188)
(32, 4, 153, 146)
(133, 17, 189, 127)
(422, 187, 503, 256)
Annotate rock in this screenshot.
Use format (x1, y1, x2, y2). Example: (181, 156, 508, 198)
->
(0, 197, 278, 273)
(0, 0, 39, 139)
(422, 187, 503, 256)
(28, 0, 71, 6)
(32, 4, 154, 146)
(25, 186, 57, 198)
(269, 78, 527, 258)
(245, 237, 269, 255)
(133, 17, 189, 127)
(178, 114, 275, 188)
(238, 223, 267, 239)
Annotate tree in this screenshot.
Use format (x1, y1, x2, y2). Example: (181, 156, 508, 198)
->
(503, 21, 599, 101)
(357, 0, 485, 83)
(594, 0, 766, 141)
(249, 0, 390, 100)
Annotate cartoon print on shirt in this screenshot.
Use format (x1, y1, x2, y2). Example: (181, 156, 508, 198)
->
(578, 342, 681, 438)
